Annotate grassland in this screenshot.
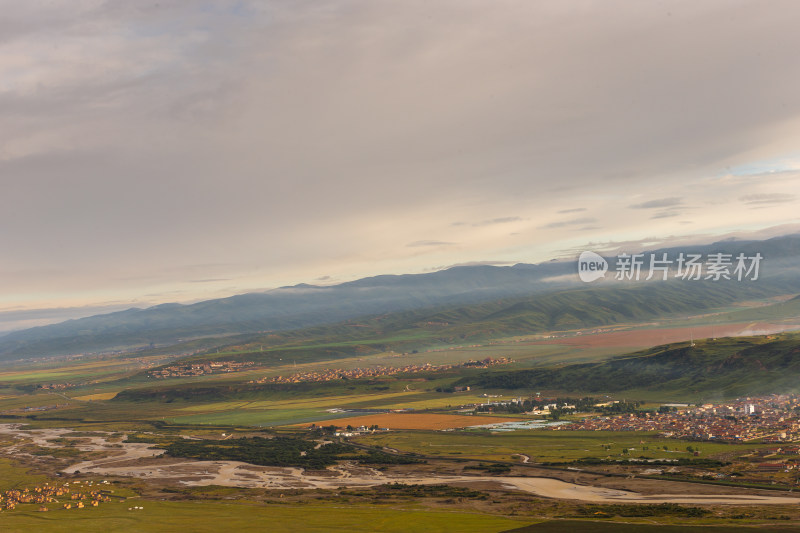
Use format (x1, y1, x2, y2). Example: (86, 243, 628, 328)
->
(0, 499, 527, 533)
(507, 522, 800, 533)
(0, 458, 50, 490)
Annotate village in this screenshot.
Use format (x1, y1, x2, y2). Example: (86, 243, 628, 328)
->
(250, 357, 513, 384)
(148, 360, 256, 378)
(556, 394, 800, 443)
(1, 480, 113, 512)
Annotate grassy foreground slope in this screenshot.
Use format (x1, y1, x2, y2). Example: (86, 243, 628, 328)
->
(458, 333, 800, 397)
(503, 522, 800, 533)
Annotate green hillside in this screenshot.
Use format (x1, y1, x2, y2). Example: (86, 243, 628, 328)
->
(175, 280, 800, 366)
(710, 294, 800, 323)
(460, 333, 800, 397)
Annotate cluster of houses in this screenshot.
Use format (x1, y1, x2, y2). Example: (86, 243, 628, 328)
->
(1, 480, 112, 512)
(36, 382, 77, 391)
(253, 363, 452, 384)
(148, 360, 255, 378)
(556, 394, 800, 443)
(330, 425, 390, 437)
(251, 357, 512, 385)
(746, 446, 800, 473)
(465, 396, 577, 415)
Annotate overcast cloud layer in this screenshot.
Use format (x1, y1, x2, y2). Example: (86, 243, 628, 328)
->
(2, 0, 800, 321)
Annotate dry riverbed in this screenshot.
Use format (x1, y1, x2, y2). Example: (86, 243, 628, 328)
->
(1, 424, 798, 505)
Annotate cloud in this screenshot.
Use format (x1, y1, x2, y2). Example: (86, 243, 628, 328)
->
(541, 217, 597, 229)
(630, 197, 683, 209)
(451, 216, 523, 227)
(651, 211, 680, 219)
(2, 1, 800, 310)
(471, 216, 523, 227)
(440, 260, 517, 268)
(407, 240, 456, 247)
(740, 193, 796, 205)
(555, 223, 800, 258)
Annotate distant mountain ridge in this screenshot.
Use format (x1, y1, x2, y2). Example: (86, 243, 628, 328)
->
(0, 262, 578, 359)
(2, 233, 800, 360)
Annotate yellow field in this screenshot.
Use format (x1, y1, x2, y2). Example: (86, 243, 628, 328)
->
(72, 392, 119, 401)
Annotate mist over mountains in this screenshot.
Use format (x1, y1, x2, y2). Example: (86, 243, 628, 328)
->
(2, 234, 800, 360)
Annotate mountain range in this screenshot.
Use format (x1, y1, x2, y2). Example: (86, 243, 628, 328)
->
(2, 234, 800, 360)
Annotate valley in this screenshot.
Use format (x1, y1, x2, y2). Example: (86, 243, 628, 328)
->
(1, 286, 800, 531)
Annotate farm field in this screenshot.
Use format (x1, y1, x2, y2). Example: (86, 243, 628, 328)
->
(174, 390, 487, 412)
(353, 430, 758, 463)
(297, 412, 525, 431)
(171, 407, 356, 426)
(164, 389, 498, 427)
(73, 392, 119, 401)
(166, 390, 498, 426)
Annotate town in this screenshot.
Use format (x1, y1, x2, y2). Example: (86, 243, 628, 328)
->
(557, 394, 800, 443)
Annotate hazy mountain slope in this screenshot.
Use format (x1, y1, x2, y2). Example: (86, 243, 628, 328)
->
(165, 279, 800, 368)
(0, 262, 576, 358)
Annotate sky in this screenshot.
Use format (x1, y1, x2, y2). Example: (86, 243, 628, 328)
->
(2, 0, 800, 330)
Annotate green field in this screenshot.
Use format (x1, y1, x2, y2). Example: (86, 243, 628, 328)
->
(354, 430, 757, 463)
(0, 499, 526, 533)
(170, 407, 354, 426)
(0, 458, 50, 490)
